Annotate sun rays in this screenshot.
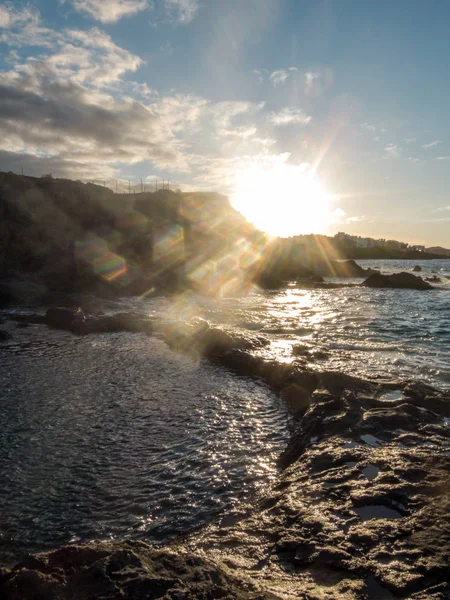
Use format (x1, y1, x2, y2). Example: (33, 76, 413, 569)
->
(230, 159, 333, 238)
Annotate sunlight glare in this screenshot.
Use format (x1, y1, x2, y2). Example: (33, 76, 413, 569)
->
(231, 159, 332, 237)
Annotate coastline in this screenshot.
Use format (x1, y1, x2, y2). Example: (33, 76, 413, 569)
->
(1, 311, 450, 599)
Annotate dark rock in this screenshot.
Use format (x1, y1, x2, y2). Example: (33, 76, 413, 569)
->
(425, 276, 441, 283)
(0, 328, 12, 341)
(44, 308, 154, 336)
(0, 542, 259, 600)
(280, 383, 311, 416)
(295, 275, 324, 288)
(362, 272, 433, 290)
(413, 265, 422, 272)
(325, 259, 377, 278)
(314, 281, 358, 289)
(0, 281, 46, 307)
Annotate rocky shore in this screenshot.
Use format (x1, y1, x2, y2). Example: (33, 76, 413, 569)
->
(1, 311, 449, 599)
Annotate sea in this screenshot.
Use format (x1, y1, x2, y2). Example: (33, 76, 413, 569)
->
(0, 258, 449, 565)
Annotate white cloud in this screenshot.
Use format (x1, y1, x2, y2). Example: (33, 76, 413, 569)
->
(422, 140, 440, 149)
(305, 71, 319, 91)
(0, 5, 293, 190)
(361, 122, 376, 131)
(0, 3, 53, 47)
(218, 126, 257, 139)
(163, 0, 199, 24)
(268, 107, 311, 127)
(346, 215, 368, 223)
(404, 138, 416, 143)
(269, 68, 297, 86)
(384, 144, 401, 158)
(71, 0, 148, 23)
(436, 156, 450, 160)
(211, 100, 262, 130)
(253, 69, 265, 84)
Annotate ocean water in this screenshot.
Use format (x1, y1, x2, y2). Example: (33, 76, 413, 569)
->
(0, 258, 449, 565)
(136, 259, 450, 389)
(0, 331, 290, 565)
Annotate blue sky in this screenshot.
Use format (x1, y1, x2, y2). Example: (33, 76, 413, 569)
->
(0, 0, 450, 245)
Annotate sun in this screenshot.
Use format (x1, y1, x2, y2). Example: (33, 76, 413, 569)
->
(230, 159, 332, 237)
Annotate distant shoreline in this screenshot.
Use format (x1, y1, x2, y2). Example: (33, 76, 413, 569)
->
(343, 249, 443, 260)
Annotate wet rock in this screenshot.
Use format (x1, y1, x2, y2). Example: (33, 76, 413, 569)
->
(362, 272, 433, 290)
(280, 383, 311, 416)
(413, 265, 422, 272)
(292, 344, 329, 360)
(0, 542, 261, 600)
(425, 276, 441, 283)
(44, 308, 154, 336)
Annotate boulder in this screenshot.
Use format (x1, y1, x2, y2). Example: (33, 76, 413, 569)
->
(296, 275, 324, 288)
(413, 265, 422, 272)
(424, 276, 441, 283)
(362, 272, 433, 290)
(326, 260, 376, 278)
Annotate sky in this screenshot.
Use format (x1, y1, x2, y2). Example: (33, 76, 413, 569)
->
(0, 0, 450, 246)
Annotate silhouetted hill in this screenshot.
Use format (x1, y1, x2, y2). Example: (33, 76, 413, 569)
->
(0, 172, 263, 302)
(427, 246, 450, 257)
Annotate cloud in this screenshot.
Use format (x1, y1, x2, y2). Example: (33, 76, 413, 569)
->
(422, 140, 440, 149)
(0, 3, 53, 47)
(253, 69, 266, 84)
(211, 100, 263, 130)
(436, 156, 450, 160)
(0, 27, 143, 89)
(269, 68, 297, 86)
(268, 107, 311, 127)
(361, 122, 376, 131)
(218, 126, 257, 139)
(384, 144, 401, 158)
(159, 41, 173, 55)
(71, 0, 149, 23)
(0, 5, 296, 191)
(404, 138, 416, 143)
(345, 215, 368, 223)
(0, 11, 206, 177)
(0, 18, 269, 184)
(305, 71, 319, 91)
(163, 0, 199, 24)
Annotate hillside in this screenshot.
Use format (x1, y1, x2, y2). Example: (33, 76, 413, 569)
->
(427, 246, 450, 257)
(0, 172, 263, 303)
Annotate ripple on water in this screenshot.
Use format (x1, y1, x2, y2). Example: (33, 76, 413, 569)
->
(0, 329, 290, 566)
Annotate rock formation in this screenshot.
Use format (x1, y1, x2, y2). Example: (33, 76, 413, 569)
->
(362, 272, 433, 290)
